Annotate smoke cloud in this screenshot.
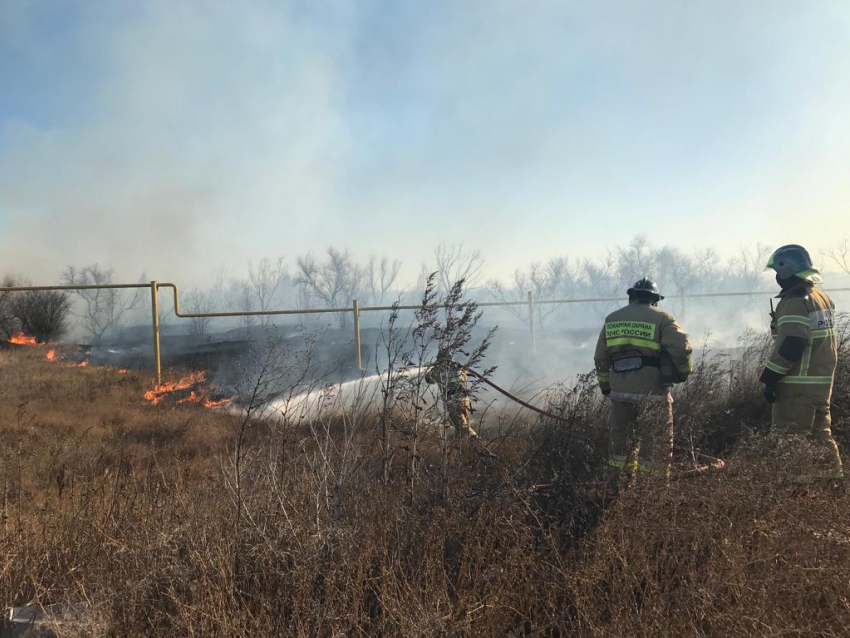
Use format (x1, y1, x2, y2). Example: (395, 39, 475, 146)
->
(1, 1, 849, 287)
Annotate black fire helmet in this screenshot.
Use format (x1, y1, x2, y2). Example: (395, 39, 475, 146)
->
(627, 278, 664, 301)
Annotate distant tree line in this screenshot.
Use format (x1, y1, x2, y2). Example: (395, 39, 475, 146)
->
(486, 236, 777, 329)
(2, 237, 847, 343)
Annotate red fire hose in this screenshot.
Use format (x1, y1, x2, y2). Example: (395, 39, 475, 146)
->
(463, 367, 571, 424)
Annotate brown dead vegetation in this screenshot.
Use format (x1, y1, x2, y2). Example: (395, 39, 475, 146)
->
(1, 329, 849, 637)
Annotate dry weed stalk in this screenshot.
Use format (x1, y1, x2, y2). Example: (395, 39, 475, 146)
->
(0, 319, 847, 636)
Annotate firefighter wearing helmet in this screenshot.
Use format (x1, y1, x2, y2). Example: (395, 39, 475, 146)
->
(594, 278, 693, 487)
(761, 245, 843, 484)
(425, 349, 477, 438)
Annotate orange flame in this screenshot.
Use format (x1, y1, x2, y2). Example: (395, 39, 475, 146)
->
(9, 333, 37, 346)
(203, 397, 234, 409)
(144, 371, 207, 406)
(175, 391, 232, 409)
(144, 372, 233, 409)
(177, 390, 201, 405)
(46, 350, 128, 375)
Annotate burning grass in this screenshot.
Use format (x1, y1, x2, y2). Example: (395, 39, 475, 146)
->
(40, 345, 226, 408)
(8, 332, 37, 346)
(0, 328, 849, 636)
(144, 370, 206, 404)
(144, 370, 234, 408)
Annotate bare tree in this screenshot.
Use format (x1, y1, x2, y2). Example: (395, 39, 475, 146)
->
(616, 234, 658, 285)
(366, 255, 402, 306)
(728, 244, 771, 292)
(692, 248, 721, 294)
(62, 264, 141, 343)
(183, 288, 215, 338)
(11, 290, 72, 343)
(229, 278, 256, 331)
(582, 251, 621, 319)
(655, 247, 698, 316)
(488, 257, 582, 329)
(295, 248, 367, 328)
(0, 275, 25, 339)
(225, 256, 289, 331)
(434, 243, 483, 294)
(247, 256, 288, 312)
(824, 240, 850, 277)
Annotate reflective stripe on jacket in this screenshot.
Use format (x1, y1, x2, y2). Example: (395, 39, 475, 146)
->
(594, 301, 692, 400)
(763, 285, 836, 385)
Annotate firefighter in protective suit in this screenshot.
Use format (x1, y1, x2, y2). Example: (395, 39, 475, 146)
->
(594, 278, 693, 486)
(760, 245, 843, 484)
(425, 351, 477, 438)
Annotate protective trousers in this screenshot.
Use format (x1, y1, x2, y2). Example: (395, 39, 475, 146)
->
(447, 397, 476, 438)
(608, 397, 673, 488)
(770, 383, 843, 483)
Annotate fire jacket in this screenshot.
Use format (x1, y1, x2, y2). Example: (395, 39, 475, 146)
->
(425, 365, 470, 406)
(760, 285, 836, 387)
(594, 301, 693, 402)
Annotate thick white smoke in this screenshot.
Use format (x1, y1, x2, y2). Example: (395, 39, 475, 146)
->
(2, 1, 850, 287)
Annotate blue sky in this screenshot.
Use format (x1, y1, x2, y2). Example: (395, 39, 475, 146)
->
(1, 0, 849, 285)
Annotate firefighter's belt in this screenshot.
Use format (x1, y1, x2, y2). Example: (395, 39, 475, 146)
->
(611, 352, 661, 373)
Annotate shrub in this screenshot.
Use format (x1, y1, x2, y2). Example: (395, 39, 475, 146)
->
(0, 274, 24, 338)
(11, 289, 72, 343)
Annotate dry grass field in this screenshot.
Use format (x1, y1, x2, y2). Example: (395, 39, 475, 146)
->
(1, 331, 849, 637)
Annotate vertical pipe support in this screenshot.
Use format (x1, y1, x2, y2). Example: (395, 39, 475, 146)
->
(151, 281, 162, 386)
(528, 290, 537, 353)
(353, 299, 363, 370)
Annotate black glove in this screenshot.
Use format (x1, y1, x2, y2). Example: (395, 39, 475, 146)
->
(763, 384, 777, 403)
